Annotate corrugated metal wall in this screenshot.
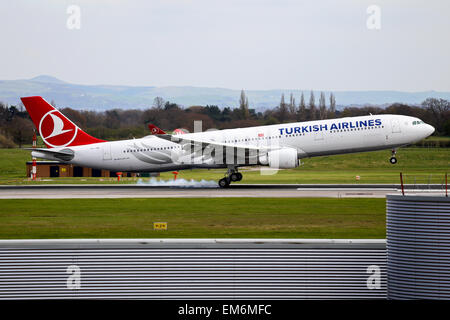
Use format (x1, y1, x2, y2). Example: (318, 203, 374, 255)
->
(387, 195, 450, 299)
(0, 239, 386, 300)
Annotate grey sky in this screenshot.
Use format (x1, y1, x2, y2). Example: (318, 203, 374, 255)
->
(1, 0, 449, 91)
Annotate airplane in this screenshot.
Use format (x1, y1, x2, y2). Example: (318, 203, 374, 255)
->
(20, 96, 435, 188)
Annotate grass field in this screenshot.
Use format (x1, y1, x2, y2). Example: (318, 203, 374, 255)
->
(0, 146, 448, 185)
(0, 198, 385, 239)
(0, 138, 444, 241)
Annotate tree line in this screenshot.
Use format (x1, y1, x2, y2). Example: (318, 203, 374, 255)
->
(0, 91, 449, 148)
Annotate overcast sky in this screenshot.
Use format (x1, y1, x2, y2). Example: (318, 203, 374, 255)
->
(1, 0, 449, 91)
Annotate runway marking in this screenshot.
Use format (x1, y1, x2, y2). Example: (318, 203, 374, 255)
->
(344, 193, 374, 195)
(0, 185, 444, 199)
(0, 189, 403, 199)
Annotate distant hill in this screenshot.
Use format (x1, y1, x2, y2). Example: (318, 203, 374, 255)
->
(1, 75, 450, 111)
(29, 75, 67, 84)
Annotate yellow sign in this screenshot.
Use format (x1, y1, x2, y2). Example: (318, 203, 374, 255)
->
(153, 222, 167, 230)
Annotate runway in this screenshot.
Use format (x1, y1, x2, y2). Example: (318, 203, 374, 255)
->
(0, 184, 445, 199)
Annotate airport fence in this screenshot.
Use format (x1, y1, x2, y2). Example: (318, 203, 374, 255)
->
(399, 172, 448, 196)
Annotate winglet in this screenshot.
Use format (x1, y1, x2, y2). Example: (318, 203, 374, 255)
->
(148, 124, 166, 135)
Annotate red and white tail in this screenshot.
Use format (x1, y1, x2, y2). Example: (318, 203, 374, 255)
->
(21, 96, 106, 148)
(148, 124, 166, 135)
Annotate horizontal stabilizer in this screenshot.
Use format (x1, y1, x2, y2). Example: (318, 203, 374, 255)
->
(24, 147, 75, 161)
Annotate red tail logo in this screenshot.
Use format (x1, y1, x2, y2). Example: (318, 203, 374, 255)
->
(21, 96, 106, 148)
(148, 124, 166, 135)
(39, 110, 78, 147)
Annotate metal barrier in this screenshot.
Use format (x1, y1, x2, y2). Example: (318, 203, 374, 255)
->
(387, 195, 450, 299)
(0, 239, 386, 300)
(398, 172, 448, 196)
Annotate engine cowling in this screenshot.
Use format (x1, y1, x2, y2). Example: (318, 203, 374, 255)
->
(261, 148, 299, 169)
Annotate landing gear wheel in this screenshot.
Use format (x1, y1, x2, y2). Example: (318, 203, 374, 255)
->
(220, 167, 242, 187)
(218, 177, 230, 188)
(230, 173, 240, 182)
(389, 157, 397, 164)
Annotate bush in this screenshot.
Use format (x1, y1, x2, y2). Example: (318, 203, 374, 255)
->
(411, 138, 450, 148)
(0, 134, 17, 148)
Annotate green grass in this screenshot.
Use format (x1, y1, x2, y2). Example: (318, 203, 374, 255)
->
(425, 136, 450, 142)
(0, 146, 448, 185)
(0, 198, 386, 239)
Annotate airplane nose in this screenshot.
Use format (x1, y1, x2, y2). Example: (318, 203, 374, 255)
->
(426, 124, 435, 136)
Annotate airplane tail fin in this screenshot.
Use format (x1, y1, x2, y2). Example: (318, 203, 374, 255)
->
(21, 96, 106, 148)
(148, 124, 166, 135)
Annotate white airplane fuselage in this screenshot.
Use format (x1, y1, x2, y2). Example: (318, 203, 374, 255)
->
(33, 114, 434, 172)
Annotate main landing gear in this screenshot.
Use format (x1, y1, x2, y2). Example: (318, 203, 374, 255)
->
(389, 149, 398, 164)
(218, 168, 243, 188)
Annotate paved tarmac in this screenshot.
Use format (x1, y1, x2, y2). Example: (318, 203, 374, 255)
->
(0, 184, 445, 199)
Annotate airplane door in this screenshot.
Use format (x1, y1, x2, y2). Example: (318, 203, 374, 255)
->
(391, 119, 401, 133)
(103, 144, 112, 160)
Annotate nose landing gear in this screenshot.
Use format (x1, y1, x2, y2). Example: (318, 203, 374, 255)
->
(218, 168, 242, 188)
(389, 149, 397, 164)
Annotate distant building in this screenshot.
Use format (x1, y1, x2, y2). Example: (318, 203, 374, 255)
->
(25, 161, 144, 178)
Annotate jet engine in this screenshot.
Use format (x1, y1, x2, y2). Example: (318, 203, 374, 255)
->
(259, 148, 299, 169)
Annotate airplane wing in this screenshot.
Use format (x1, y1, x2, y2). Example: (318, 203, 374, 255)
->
(24, 148, 75, 161)
(158, 134, 273, 151)
(157, 134, 277, 165)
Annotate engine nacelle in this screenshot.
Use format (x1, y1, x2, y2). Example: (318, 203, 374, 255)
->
(261, 148, 299, 169)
